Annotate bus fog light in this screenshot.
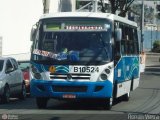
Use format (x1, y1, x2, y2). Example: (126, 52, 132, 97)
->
(100, 73, 108, 80)
(31, 65, 42, 80)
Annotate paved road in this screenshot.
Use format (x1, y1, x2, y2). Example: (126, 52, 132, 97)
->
(0, 55, 160, 120)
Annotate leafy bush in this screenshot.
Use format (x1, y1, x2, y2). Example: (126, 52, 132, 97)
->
(152, 40, 160, 53)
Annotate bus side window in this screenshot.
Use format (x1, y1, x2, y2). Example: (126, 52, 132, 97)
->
(114, 22, 121, 62)
(121, 25, 134, 55)
(134, 29, 139, 55)
(115, 41, 121, 60)
(127, 27, 133, 55)
(121, 41, 126, 55)
(121, 24, 127, 55)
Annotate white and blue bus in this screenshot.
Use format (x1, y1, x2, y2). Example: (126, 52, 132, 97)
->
(30, 12, 140, 109)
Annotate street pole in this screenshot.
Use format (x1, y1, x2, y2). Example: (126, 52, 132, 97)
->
(43, 0, 50, 14)
(156, 26, 158, 40)
(151, 26, 153, 51)
(72, 0, 76, 12)
(141, 0, 144, 52)
(93, 0, 98, 12)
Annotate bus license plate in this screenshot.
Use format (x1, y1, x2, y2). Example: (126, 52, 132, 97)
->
(62, 94, 76, 99)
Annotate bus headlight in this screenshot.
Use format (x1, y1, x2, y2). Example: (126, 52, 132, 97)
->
(100, 73, 108, 80)
(99, 68, 111, 81)
(31, 65, 42, 80)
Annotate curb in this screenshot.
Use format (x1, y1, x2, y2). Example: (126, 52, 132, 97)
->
(146, 52, 160, 56)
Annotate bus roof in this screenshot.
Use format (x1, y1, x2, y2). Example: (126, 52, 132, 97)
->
(40, 12, 137, 27)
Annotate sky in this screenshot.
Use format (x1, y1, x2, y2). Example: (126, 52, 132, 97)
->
(0, 0, 158, 55)
(0, 0, 43, 55)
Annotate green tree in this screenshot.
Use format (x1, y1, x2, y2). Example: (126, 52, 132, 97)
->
(156, 4, 160, 20)
(76, 0, 135, 16)
(152, 40, 160, 53)
(131, 3, 154, 25)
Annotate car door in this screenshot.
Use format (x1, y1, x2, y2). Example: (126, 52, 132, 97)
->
(10, 59, 23, 93)
(5, 59, 16, 95)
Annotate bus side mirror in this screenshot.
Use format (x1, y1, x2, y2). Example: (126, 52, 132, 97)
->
(30, 23, 38, 41)
(30, 28, 36, 41)
(115, 28, 122, 41)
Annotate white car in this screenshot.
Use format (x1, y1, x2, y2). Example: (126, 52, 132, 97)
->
(0, 57, 26, 103)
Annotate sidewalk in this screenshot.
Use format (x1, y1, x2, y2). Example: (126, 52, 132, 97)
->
(145, 52, 160, 56)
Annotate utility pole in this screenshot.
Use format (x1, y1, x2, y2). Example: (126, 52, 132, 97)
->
(43, 0, 50, 14)
(93, 0, 98, 12)
(141, 0, 144, 52)
(151, 26, 153, 51)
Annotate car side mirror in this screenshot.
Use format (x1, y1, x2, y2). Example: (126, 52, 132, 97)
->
(6, 67, 14, 74)
(115, 28, 122, 41)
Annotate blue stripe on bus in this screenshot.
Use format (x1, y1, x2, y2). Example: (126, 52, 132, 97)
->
(114, 56, 139, 83)
(30, 79, 113, 98)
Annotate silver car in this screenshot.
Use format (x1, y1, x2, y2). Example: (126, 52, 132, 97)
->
(0, 57, 26, 103)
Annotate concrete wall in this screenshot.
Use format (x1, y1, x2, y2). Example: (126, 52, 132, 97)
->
(143, 30, 160, 51)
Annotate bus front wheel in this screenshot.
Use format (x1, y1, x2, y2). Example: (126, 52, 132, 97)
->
(36, 97, 48, 109)
(103, 98, 113, 110)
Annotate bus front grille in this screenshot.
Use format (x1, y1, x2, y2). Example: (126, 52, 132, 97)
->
(52, 85, 87, 92)
(50, 73, 91, 80)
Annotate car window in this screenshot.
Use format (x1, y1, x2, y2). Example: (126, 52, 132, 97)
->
(6, 60, 14, 71)
(11, 59, 18, 70)
(0, 60, 4, 71)
(19, 62, 30, 71)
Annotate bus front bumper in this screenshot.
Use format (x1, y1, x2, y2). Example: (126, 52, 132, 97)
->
(30, 79, 113, 99)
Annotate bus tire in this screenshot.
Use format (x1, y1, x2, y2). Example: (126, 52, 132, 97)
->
(36, 97, 48, 109)
(104, 98, 113, 110)
(122, 92, 130, 101)
(130, 78, 134, 91)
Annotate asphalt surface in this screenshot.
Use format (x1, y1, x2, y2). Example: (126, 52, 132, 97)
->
(0, 54, 160, 120)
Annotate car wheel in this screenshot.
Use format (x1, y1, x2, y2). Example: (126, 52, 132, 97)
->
(19, 82, 26, 100)
(2, 86, 10, 103)
(36, 97, 48, 109)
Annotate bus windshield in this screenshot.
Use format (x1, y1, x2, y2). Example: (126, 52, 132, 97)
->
(32, 19, 112, 65)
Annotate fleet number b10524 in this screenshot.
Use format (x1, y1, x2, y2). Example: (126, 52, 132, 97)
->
(73, 67, 99, 73)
